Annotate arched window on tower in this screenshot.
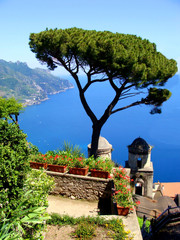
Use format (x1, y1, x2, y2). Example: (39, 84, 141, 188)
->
(135, 182, 142, 195)
(135, 178, 144, 196)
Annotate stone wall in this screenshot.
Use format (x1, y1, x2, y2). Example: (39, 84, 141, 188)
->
(46, 171, 113, 201)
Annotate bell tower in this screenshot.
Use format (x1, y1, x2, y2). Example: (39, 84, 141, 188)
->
(126, 137, 154, 198)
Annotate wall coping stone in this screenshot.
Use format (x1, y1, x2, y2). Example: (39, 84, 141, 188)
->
(46, 170, 111, 183)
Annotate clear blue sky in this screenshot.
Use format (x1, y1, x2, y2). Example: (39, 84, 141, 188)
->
(0, 0, 179, 75)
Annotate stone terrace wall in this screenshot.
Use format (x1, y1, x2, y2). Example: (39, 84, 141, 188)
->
(46, 171, 113, 201)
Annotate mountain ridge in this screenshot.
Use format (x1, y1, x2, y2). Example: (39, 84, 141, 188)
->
(0, 59, 73, 105)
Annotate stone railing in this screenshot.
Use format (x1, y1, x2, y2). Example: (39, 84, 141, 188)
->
(46, 171, 113, 201)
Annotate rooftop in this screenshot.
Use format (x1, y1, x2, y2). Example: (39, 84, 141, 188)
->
(161, 182, 180, 198)
(128, 137, 152, 154)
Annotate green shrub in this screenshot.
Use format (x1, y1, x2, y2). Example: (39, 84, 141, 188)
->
(0, 120, 30, 210)
(61, 141, 84, 158)
(0, 190, 51, 240)
(24, 169, 55, 207)
(48, 214, 132, 239)
(28, 142, 40, 155)
(47, 213, 77, 226)
(73, 222, 96, 240)
(138, 217, 150, 233)
(0, 170, 55, 240)
(0, 119, 55, 239)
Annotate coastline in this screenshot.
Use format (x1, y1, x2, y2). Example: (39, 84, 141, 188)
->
(23, 86, 74, 106)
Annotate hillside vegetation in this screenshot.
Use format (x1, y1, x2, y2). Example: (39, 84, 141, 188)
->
(0, 59, 73, 105)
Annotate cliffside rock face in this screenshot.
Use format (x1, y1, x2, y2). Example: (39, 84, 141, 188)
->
(0, 59, 73, 105)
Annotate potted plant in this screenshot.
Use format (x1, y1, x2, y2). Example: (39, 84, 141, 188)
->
(113, 188, 133, 216)
(113, 167, 138, 215)
(47, 155, 69, 173)
(29, 154, 47, 169)
(89, 157, 114, 179)
(68, 157, 89, 176)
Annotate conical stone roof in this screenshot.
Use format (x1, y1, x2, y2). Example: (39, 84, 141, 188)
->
(88, 136, 112, 150)
(128, 137, 151, 154)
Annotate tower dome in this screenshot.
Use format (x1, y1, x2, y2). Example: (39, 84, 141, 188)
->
(88, 136, 112, 159)
(128, 137, 151, 154)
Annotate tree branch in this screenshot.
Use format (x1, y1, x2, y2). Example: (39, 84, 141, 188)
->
(82, 76, 109, 93)
(74, 55, 79, 74)
(9, 114, 18, 125)
(55, 58, 98, 124)
(111, 100, 145, 114)
(124, 83, 137, 90)
(119, 91, 145, 100)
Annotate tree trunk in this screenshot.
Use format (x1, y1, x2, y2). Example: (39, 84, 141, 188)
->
(90, 123, 102, 158)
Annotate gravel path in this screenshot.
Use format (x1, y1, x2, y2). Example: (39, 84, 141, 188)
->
(47, 195, 99, 217)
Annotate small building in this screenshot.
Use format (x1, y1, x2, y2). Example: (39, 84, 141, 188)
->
(152, 182, 180, 201)
(125, 137, 154, 198)
(161, 182, 180, 199)
(88, 136, 112, 159)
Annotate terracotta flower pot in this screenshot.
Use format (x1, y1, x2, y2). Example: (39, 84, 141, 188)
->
(48, 164, 67, 173)
(30, 161, 47, 169)
(116, 205, 129, 216)
(69, 167, 89, 176)
(90, 169, 110, 179)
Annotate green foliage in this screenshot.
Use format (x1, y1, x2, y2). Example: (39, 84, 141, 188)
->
(45, 142, 84, 159)
(87, 156, 114, 173)
(29, 28, 177, 85)
(24, 169, 55, 208)
(0, 169, 54, 239)
(138, 217, 150, 233)
(29, 153, 48, 164)
(0, 190, 51, 240)
(49, 154, 70, 166)
(47, 213, 77, 226)
(47, 214, 132, 239)
(29, 142, 87, 168)
(113, 167, 138, 208)
(0, 119, 28, 151)
(68, 157, 87, 168)
(29, 147, 115, 170)
(0, 97, 24, 123)
(0, 118, 55, 239)
(104, 218, 133, 240)
(0, 120, 30, 210)
(28, 142, 40, 155)
(61, 141, 84, 158)
(144, 87, 172, 114)
(73, 222, 96, 240)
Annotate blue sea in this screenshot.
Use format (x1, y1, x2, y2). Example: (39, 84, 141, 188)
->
(19, 75, 180, 183)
